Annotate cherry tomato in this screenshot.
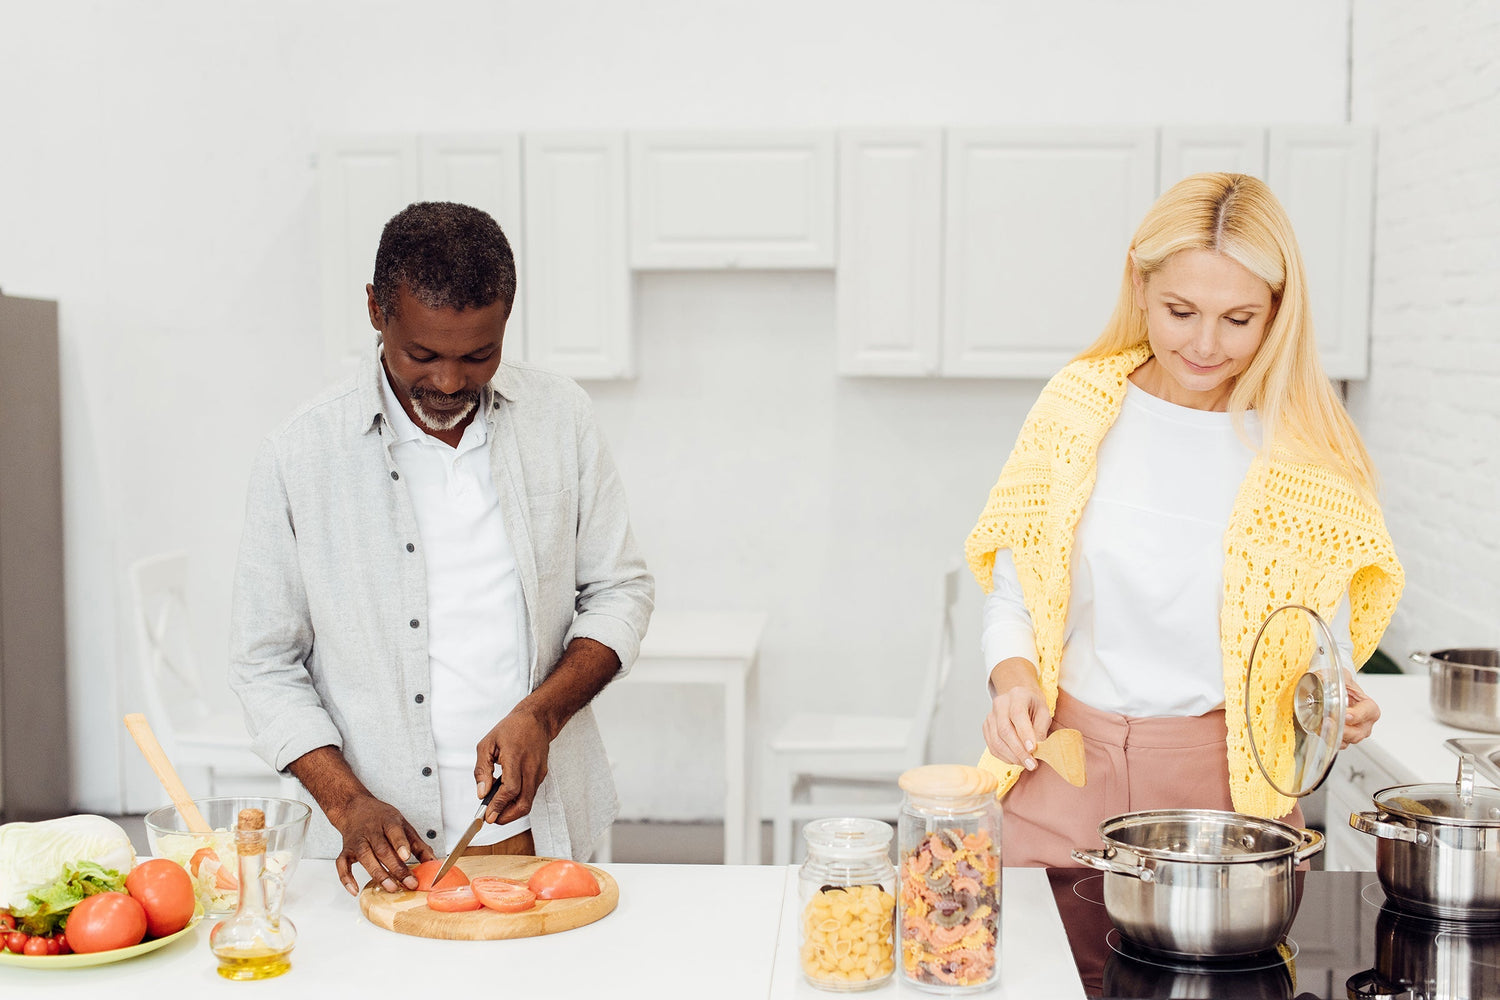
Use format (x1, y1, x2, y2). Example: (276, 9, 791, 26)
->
(45, 936, 62, 956)
(470, 876, 537, 913)
(0, 913, 14, 931)
(425, 885, 481, 912)
(125, 858, 196, 937)
(7, 931, 29, 954)
(55, 935, 71, 955)
(23, 936, 49, 956)
(64, 893, 147, 954)
(526, 859, 600, 899)
(411, 859, 469, 892)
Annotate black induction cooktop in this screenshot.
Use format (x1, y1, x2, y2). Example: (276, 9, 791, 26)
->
(1045, 867, 1500, 1000)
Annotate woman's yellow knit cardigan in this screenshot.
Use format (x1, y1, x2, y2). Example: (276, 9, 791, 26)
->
(965, 344, 1404, 818)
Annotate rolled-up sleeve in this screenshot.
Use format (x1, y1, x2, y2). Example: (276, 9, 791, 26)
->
(227, 439, 344, 772)
(563, 400, 654, 676)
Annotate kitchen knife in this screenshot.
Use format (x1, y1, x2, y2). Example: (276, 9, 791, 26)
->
(427, 775, 503, 888)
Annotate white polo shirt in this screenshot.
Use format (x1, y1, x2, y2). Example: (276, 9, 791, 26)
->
(380, 367, 530, 849)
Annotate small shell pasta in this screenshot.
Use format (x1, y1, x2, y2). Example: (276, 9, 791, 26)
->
(800, 883, 896, 990)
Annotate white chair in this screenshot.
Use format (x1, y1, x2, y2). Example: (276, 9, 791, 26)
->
(765, 565, 961, 865)
(128, 551, 291, 798)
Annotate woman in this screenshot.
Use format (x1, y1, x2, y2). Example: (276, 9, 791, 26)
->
(965, 173, 1403, 867)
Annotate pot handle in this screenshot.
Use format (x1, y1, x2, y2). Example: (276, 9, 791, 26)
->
(1409, 651, 1433, 671)
(1349, 811, 1432, 845)
(1293, 827, 1325, 863)
(1070, 848, 1155, 883)
(1346, 967, 1417, 1000)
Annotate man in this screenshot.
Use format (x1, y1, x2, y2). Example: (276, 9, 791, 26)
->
(229, 202, 653, 896)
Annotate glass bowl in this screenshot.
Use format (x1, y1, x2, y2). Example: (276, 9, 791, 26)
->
(144, 796, 311, 916)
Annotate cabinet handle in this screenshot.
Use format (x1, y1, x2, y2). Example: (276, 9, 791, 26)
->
(1347, 768, 1366, 783)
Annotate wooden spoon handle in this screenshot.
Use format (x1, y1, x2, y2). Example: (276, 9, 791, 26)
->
(123, 713, 212, 834)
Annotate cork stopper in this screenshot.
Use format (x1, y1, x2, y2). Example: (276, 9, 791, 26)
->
(235, 807, 267, 856)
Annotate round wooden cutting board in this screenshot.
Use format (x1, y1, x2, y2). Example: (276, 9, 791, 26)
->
(358, 855, 619, 940)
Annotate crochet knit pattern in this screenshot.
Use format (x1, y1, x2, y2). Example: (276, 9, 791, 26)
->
(965, 344, 1403, 817)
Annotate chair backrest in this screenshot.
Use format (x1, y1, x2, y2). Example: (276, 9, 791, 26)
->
(905, 563, 962, 765)
(127, 551, 212, 743)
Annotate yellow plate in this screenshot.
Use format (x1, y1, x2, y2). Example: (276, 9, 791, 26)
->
(0, 916, 201, 970)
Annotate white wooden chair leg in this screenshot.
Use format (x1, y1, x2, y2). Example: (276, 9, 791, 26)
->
(772, 755, 794, 866)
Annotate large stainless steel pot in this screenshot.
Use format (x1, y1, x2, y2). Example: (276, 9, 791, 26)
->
(1350, 756, 1500, 921)
(1071, 809, 1324, 958)
(1413, 648, 1500, 732)
(1346, 902, 1500, 1000)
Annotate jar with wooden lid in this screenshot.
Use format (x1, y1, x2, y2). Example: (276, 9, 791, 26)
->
(896, 764, 1001, 993)
(798, 818, 897, 991)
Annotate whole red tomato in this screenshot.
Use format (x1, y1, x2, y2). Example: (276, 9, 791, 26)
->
(64, 893, 147, 953)
(125, 859, 195, 937)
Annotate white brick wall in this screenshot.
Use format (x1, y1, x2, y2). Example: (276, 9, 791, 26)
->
(1349, 1, 1500, 658)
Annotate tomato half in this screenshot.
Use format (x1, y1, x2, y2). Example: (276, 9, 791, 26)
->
(425, 886, 482, 912)
(412, 859, 469, 892)
(125, 858, 196, 938)
(64, 893, 148, 954)
(525, 860, 600, 899)
(470, 877, 536, 913)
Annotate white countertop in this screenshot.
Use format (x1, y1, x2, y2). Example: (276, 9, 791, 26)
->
(0, 859, 1090, 999)
(1352, 673, 1490, 785)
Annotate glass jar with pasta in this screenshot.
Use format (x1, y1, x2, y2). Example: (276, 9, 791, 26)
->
(897, 764, 1002, 994)
(798, 817, 897, 991)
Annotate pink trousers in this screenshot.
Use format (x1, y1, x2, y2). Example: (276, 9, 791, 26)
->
(1002, 690, 1306, 867)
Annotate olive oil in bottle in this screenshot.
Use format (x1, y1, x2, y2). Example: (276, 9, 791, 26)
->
(210, 807, 296, 980)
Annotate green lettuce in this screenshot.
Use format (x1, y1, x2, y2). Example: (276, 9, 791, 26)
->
(10, 861, 127, 936)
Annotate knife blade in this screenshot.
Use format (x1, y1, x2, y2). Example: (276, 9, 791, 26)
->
(427, 775, 503, 888)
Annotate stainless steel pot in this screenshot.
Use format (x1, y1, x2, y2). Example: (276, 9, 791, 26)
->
(1071, 809, 1324, 958)
(1413, 648, 1500, 733)
(1350, 756, 1500, 921)
(1346, 903, 1500, 1000)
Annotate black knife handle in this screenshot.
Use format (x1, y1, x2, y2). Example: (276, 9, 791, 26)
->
(479, 773, 503, 809)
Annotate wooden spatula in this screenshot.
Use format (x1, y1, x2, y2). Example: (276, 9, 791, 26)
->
(123, 712, 212, 835)
(1034, 728, 1087, 787)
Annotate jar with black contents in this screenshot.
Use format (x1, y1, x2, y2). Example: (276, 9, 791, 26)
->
(897, 764, 1002, 993)
(798, 818, 897, 991)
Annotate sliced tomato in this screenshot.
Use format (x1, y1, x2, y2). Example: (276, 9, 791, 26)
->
(191, 847, 239, 890)
(411, 859, 469, 892)
(525, 860, 600, 899)
(425, 885, 481, 912)
(470, 877, 537, 913)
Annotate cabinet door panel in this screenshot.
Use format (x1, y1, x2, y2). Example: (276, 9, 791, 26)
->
(419, 134, 527, 360)
(1159, 127, 1267, 188)
(630, 132, 836, 269)
(523, 133, 632, 379)
(1268, 126, 1375, 380)
(837, 129, 943, 375)
(319, 137, 420, 376)
(943, 129, 1157, 377)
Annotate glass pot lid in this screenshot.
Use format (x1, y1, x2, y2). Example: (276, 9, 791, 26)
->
(1245, 604, 1348, 798)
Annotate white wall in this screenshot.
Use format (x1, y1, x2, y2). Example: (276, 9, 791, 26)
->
(0, 0, 1356, 817)
(1348, 1, 1500, 658)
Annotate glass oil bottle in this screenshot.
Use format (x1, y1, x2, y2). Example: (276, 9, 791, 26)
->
(210, 807, 297, 980)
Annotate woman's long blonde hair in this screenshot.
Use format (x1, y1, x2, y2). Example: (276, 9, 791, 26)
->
(1077, 172, 1377, 497)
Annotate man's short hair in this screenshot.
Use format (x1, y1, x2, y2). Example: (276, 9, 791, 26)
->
(372, 202, 517, 321)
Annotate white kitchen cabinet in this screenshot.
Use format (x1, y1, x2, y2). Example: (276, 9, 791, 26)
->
(1322, 743, 1407, 872)
(1159, 126, 1267, 188)
(1268, 125, 1376, 381)
(941, 128, 1158, 377)
(836, 129, 944, 376)
(318, 135, 420, 376)
(418, 134, 527, 361)
(629, 132, 836, 270)
(523, 132, 633, 379)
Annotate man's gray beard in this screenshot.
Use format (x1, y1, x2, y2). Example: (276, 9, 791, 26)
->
(410, 390, 478, 432)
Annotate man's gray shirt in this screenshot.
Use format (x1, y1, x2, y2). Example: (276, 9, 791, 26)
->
(228, 348, 654, 861)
